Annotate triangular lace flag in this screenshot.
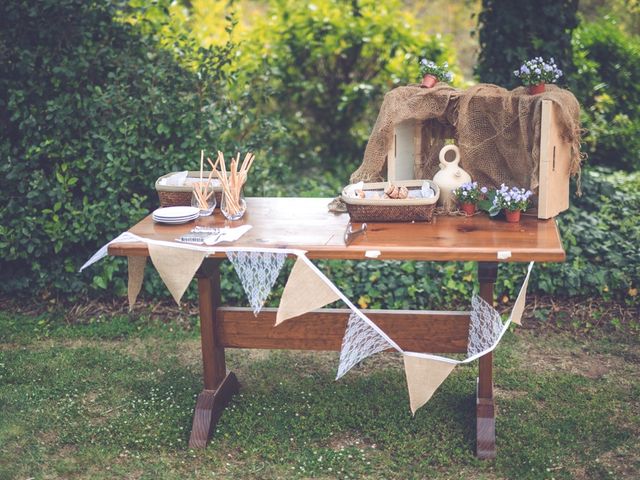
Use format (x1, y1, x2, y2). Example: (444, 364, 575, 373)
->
(467, 294, 504, 358)
(336, 312, 391, 380)
(226, 251, 287, 315)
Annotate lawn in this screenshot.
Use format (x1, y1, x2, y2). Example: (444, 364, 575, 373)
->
(0, 305, 638, 479)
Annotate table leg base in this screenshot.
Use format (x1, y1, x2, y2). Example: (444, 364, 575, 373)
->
(188, 372, 239, 449)
(476, 383, 496, 459)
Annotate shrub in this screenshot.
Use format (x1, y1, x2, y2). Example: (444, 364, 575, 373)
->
(475, 0, 579, 88)
(495, 167, 639, 306)
(0, 0, 237, 297)
(570, 18, 640, 171)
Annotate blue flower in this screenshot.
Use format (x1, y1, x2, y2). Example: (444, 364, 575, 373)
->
(480, 186, 488, 194)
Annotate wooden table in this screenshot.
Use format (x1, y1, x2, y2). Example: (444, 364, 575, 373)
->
(108, 197, 565, 459)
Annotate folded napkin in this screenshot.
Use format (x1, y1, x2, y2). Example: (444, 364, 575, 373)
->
(159, 171, 188, 186)
(204, 225, 252, 245)
(344, 181, 364, 198)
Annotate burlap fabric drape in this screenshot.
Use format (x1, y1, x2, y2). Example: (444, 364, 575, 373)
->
(350, 83, 582, 193)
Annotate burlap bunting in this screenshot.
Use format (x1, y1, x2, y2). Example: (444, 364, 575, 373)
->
(276, 257, 340, 325)
(148, 244, 206, 304)
(127, 255, 146, 310)
(510, 268, 531, 326)
(403, 355, 456, 415)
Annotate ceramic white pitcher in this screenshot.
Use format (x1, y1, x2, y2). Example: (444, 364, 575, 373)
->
(432, 144, 471, 212)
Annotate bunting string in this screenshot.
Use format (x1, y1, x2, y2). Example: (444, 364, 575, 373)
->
(82, 232, 534, 413)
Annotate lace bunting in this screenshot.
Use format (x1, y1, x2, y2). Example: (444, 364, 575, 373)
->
(467, 294, 504, 358)
(226, 251, 287, 315)
(336, 312, 391, 380)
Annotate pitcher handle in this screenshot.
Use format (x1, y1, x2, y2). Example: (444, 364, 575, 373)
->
(439, 144, 460, 167)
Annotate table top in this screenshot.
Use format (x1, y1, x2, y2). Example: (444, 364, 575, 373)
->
(108, 197, 565, 262)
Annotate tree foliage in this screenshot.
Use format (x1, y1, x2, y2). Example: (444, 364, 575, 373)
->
(475, 0, 579, 87)
(233, 0, 453, 171)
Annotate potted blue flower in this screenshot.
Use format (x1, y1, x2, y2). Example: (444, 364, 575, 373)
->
(419, 59, 453, 88)
(452, 182, 487, 216)
(490, 184, 533, 223)
(513, 57, 563, 94)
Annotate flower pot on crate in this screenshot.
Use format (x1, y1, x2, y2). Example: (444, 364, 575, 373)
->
(460, 202, 476, 216)
(421, 74, 437, 88)
(504, 209, 522, 223)
(528, 83, 545, 95)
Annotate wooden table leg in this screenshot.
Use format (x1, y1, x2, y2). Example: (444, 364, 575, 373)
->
(476, 262, 498, 459)
(189, 259, 239, 449)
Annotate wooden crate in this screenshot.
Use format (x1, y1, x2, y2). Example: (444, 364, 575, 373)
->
(386, 100, 571, 219)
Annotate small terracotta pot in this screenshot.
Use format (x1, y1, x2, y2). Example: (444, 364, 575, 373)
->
(421, 74, 437, 88)
(528, 83, 545, 95)
(460, 202, 476, 216)
(504, 209, 521, 223)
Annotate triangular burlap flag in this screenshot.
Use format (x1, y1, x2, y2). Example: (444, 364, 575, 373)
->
(127, 255, 146, 310)
(510, 265, 533, 326)
(276, 257, 340, 325)
(148, 244, 206, 305)
(403, 355, 456, 415)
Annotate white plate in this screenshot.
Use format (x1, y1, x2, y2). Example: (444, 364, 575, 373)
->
(153, 214, 199, 221)
(152, 206, 200, 219)
(153, 216, 198, 225)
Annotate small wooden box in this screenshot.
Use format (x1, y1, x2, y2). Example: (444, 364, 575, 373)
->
(386, 100, 571, 219)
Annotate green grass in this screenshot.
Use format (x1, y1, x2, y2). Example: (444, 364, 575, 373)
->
(0, 310, 638, 479)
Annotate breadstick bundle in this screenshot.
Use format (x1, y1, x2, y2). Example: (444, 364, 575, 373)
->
(207, 151, 255, 217)
(192, 149, 216, 210)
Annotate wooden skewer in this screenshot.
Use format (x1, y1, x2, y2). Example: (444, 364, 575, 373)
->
(240, 152, 251, 173)
(193, 182, 207, 209)
(200, 150, 204, 190)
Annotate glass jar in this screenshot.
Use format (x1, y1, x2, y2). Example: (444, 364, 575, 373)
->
(191, 186, 216, 216)
(221, 189, 246, 221)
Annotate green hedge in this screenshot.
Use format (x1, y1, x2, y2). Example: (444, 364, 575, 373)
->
(0, 0, 237, 296)
(571, 18, 640, 171)
(475, 0, 579, 88)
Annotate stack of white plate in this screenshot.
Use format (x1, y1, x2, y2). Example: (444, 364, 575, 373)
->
(152, 206, 199, 224)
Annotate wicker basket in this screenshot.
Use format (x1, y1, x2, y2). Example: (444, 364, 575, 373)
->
(155, 171, 223, 207)
(341, 180, 440, 222)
